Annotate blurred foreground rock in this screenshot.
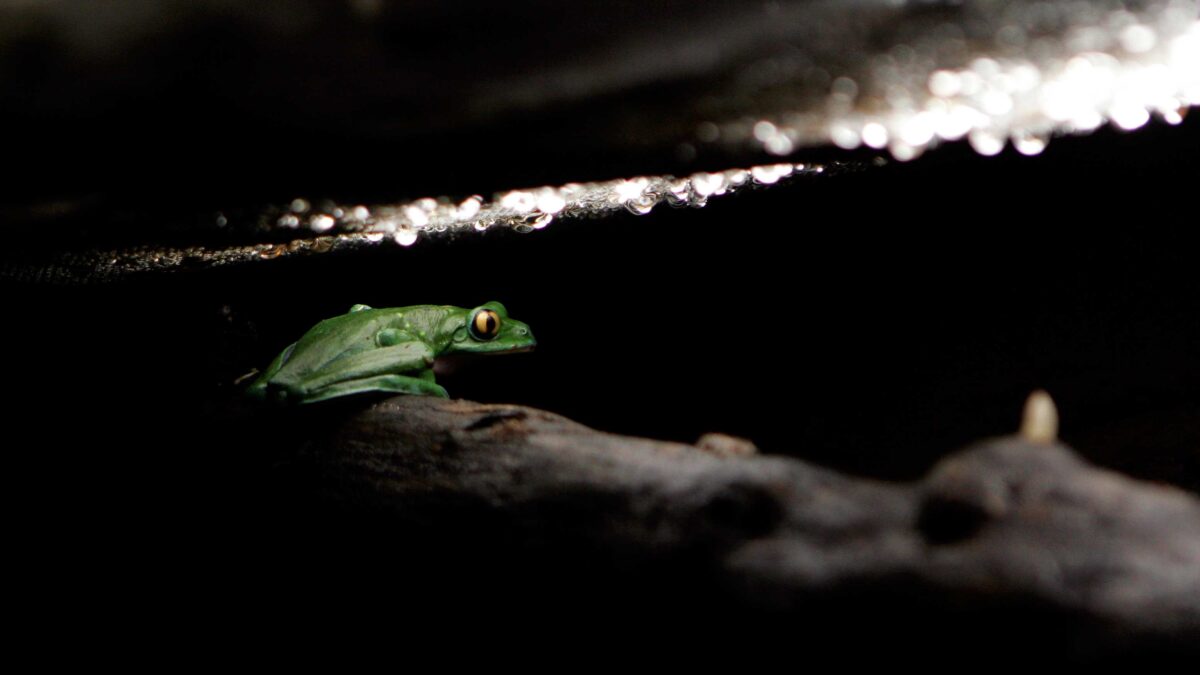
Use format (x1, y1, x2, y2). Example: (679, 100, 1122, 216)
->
(275, 395, 1200, 660)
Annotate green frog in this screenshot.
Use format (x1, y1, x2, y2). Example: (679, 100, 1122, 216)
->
(246, 302, 535, 404)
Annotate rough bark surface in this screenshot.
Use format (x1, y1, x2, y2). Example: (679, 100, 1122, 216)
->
(285, 395, 1200, 657)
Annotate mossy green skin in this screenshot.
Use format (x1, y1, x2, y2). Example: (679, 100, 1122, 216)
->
(247, 302, 535, 404)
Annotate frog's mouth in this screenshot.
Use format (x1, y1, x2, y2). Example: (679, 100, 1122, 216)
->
(434, 345, 535, 375)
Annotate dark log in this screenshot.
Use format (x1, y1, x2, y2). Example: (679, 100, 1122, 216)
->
(277, 394, 1200, 659)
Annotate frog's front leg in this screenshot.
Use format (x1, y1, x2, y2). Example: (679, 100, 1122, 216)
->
(291, 342, 448, 403)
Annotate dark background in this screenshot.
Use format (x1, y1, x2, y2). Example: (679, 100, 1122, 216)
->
(8, 116, 1199, 615)
(10, 118, 1197, 482)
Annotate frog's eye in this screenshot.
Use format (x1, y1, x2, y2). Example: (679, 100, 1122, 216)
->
(469, 308, 502, 341)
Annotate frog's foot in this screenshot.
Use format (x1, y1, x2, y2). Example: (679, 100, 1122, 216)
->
(244, 342, 298, 403)
(245, 381, 294, 405)
(244, 377, 279, 402)
(245, 380, 266, 400)
(297, 374, 449, 404)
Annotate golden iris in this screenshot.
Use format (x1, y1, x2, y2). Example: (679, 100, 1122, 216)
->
(470, 309, 501, 340)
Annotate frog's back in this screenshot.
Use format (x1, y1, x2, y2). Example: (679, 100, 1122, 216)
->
(267, 305, 431, 385)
